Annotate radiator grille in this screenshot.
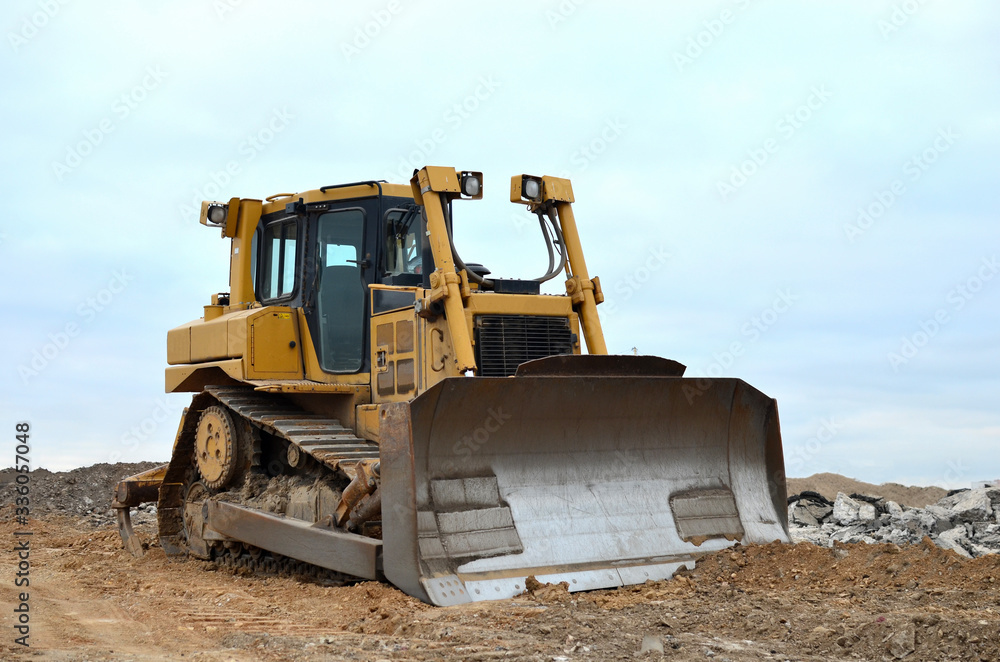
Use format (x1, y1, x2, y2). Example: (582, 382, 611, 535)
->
(474, 315, 574, 377)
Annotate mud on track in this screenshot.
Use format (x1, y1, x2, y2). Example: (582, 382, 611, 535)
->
(1, 511, 999, 662)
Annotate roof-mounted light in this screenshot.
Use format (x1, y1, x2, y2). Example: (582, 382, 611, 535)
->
(523, 178, 540, 201)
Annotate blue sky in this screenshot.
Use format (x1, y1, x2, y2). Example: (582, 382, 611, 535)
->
(2, 1, 998, 487)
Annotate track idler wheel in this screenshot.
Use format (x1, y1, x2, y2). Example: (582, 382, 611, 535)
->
(194, 406, 241, 490)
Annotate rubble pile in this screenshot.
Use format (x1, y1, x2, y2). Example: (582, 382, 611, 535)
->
(788, 487, 1000, 558)
(0, 462, 162, 527)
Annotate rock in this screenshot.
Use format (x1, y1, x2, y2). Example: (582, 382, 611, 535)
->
(787, 493, 834, 527)
(886, 622, 916, 659)
(637, 635, 663, 656)
(833, 493, 862, 525)
(901, 506, 952, 535)
(830, 524, 871, 544)
(884, 528, 917, 546)
(945, 489, 993, 523)
(858, 503, 877, 522)
(789, 503, 819, 527)
(886, 500, 904, 519)
(790, 526, 830, 546)
(807, 503, 834, 521)
(936, 526, 973, 558)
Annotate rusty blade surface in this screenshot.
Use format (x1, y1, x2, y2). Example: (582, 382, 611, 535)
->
(381, 373, 787, 605)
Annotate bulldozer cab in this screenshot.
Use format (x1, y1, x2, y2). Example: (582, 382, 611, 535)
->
(251, 186, 425, 376)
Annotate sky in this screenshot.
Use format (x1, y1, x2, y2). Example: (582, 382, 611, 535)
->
(1, 1, 998, 488)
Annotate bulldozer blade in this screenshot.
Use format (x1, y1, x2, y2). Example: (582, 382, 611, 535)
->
(380, 370, 787, 606)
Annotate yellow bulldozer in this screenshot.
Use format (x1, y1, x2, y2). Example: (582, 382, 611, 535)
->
(113, 166, 789, 605)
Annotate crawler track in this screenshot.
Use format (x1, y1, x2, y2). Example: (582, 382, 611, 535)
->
(157, 386, 380, 563)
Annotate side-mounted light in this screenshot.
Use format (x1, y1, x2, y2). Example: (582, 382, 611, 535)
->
(207, 204, 227, 225)
(199, 197, 241, 237)
(460, 171, 483, 199)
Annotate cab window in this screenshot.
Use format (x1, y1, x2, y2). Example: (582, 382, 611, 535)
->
(260, 219, 298, 300)
(383, 208, 422, 276)
(316, 209, 366, 372)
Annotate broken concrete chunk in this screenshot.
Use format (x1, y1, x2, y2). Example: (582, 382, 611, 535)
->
(833, 493, 862, 525)
(789, 526, 831, 546)
(790, 485, 999, 557)
(936, 526, 973, 558)
(946, 489, 993, 523)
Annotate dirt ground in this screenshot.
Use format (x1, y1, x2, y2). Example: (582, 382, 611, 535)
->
(2, 511, 999, 662)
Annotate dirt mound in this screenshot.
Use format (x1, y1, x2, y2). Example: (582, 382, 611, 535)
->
(0, 461, 162, 524)
(788, 472, 947, 507)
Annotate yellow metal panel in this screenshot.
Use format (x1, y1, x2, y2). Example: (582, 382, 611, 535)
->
(542, 176, 575, 203)
(355, 404, 381, 443)
(421, 166, 461, 193)
(227, 314, 249, 358)
(249, 382, 365, 394)
(371, 307, 423, 403)
(247, 308, 303, 376)
(462, 292, 582, 356)
(230, 199, 262, 306)
(190, 314, 230, 363)
(165, 359, 244, 393)
(464, 292, 574, 317)
(166, 323, 192, 365)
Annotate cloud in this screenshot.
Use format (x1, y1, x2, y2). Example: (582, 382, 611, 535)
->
(1, 1, 998, 485)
